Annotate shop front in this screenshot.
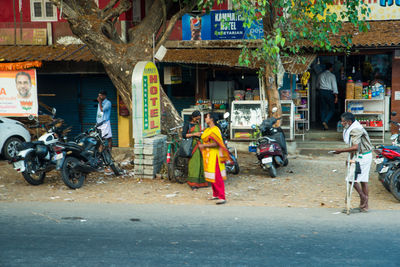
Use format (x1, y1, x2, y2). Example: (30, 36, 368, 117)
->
(159, 54, 270, 140)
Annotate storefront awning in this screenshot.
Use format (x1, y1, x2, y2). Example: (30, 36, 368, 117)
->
(0, 44, 96, 62)
(281, 54, 316, 75)
(161, 48, 256, 68)
(162, 48, 316, 74)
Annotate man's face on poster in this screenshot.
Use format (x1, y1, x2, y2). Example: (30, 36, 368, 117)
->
(16, 73, 32, 98)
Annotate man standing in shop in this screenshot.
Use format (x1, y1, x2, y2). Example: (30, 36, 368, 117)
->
(96, 90, 112, 150)
(317, 63, 338, 130)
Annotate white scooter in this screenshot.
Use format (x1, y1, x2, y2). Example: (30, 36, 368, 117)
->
(11, 108, 65, 185)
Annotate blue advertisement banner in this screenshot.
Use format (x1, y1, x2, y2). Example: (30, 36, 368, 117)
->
(182, 10, 263, 41)
(182, 14, 211, 40)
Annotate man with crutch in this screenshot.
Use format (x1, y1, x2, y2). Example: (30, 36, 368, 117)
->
(334, 112, 373, 213)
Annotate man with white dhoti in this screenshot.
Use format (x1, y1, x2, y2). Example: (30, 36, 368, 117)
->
(96, 90, 113, 150)
(334, 112, 373, 212)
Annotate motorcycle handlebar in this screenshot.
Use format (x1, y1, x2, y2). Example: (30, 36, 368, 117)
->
(389, 120, 400, 126)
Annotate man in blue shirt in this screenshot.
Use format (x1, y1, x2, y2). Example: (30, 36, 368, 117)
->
(97, 90, 112, 150)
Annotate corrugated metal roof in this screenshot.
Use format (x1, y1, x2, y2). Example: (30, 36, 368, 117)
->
(163, 48, 315, 74)
(0, 20, 398, 65)
(0, 44, 96, 62)
(162, 48, 250, 68)
(334, 20, 400, 47)
(281, 54, 316, 74)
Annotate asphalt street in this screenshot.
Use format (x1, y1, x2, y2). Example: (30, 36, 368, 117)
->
(1, 203, 399, 266)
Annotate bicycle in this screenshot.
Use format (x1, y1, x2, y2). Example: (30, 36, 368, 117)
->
(166, 125, 188, 183)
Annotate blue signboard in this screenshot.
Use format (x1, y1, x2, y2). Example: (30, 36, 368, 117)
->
(182, 10, 263, 41)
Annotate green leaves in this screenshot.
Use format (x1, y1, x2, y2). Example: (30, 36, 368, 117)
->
(200, 0, 370, 75)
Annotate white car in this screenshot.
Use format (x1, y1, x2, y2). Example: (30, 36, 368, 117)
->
(0, 117, 31, 160)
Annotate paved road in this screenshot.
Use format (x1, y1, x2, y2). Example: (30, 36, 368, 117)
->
(1, 203, 399, 266)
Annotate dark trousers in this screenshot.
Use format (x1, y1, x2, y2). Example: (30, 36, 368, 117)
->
(320, 89, 335, 124)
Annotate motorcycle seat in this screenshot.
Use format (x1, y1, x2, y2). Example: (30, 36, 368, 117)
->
(32, 141, 44, 145)
(382, 146, 400, 152)
(65, 142, 84, 150)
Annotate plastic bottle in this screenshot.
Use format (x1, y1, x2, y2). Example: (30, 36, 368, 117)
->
(245, 88, 253, 100)
(354, 80, 363, 99)
(337, 121, 343, 132)
(346, 77, 355, 99)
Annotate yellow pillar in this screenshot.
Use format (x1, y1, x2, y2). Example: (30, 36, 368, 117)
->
(117, 95, 133, 147)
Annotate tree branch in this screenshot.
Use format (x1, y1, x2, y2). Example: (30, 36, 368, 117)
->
(102, 0, 119, 14)
(155, 0, 197, 51)
(50, 0, 80, 21)
(158, 0, 167, 42)
(102, 0, 131, 22)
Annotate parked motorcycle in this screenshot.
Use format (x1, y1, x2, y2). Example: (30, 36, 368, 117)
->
(374, 146, 400, 192)
(374, 111, 400, 200)
(56, 121, 120, 189)
(10, 108, 65, 185)
(217, 112, 240, 174)
(252, 115, 288, 178)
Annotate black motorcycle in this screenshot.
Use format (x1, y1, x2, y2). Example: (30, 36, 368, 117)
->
(56, 121, 120, 189)
(217, 112, 240, 175)
(253, 116, 288, 178)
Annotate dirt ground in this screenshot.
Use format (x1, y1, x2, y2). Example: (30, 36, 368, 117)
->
(0, 152, 399, 210)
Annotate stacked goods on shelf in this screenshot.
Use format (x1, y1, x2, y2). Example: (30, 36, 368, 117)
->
(253, 89, 260, 100)
(234, 90, 245, 100)
(346, 78, 355, 99)
(347, 101, 364, 114)
(356, 116, 383, 127)
(234, 132, 252, 139)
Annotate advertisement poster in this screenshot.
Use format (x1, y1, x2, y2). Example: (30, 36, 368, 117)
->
(182, 10, 263, 40)
(132, 61, 161, 139)
(328, 1, 400, 21)
(182, 13, 212, 40)
(0, 69, 38, 117)
(164, 66, 182, 85)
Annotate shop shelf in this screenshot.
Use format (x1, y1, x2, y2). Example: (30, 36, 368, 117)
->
(352, 112, 384, 115)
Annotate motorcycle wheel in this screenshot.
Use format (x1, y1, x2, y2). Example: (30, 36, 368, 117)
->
(283, 158, 289, 167)
(231, 162, 240, 175)
(171, 150, 188, 184)
(390, 169, 400, 201)
(379, 173, 391, 192)
(22, 153, 45, 185)
(61, 157, 86, 189)
(268, 164, 277, 178)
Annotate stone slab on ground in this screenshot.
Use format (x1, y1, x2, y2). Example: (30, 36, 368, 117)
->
(134, 158, 164, 165)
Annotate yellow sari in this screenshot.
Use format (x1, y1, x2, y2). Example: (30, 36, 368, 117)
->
(201, 126, 232, 183)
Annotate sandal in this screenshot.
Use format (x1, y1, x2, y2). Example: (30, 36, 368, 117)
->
(208, 197, 219, 200)
(216, 199, 226, 205)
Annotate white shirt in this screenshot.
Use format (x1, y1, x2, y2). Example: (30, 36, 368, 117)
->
(317, 70, 338, 94)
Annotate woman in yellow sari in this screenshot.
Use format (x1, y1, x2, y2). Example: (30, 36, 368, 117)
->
(199, 113, 232, 205)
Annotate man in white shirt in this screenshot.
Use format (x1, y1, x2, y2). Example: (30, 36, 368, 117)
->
(317, 63, 338, 130)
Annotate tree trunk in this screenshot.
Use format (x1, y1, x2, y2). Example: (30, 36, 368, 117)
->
(50, 0, 183, 134)
(264, 63, 282, 126)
